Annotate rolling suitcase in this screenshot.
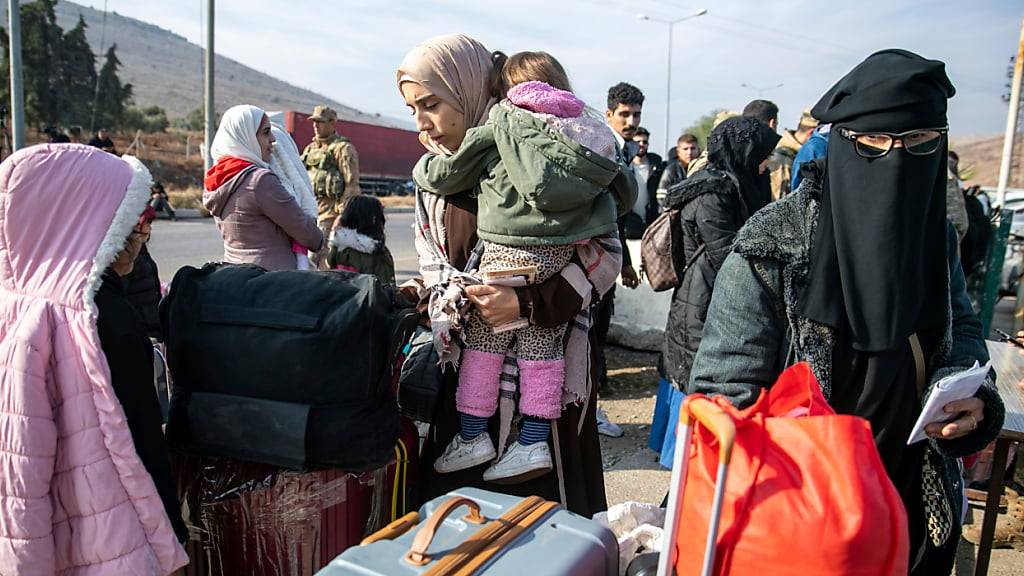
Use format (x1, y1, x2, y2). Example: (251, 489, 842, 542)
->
(176, 418, 419, 576)
(317, 487, 617, 576)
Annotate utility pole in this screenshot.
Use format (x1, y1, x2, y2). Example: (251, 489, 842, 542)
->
(1008, 19, 1024, 336)
(203, 0, 215, 172)
(7, 0, 25, 151)
(997, 18, 1024, 209)
(638, 9, 707, 154)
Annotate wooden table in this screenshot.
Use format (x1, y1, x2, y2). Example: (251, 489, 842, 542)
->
(975, 341, 1024, 575)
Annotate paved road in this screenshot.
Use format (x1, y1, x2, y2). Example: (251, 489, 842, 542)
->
(147, 211, 418, 283)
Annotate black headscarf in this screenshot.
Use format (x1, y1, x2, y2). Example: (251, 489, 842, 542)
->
(797, 49, 955, 352)
(705, 116, 780, 214)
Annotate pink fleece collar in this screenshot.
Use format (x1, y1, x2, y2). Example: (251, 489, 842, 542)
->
(506, 81, 584, 119)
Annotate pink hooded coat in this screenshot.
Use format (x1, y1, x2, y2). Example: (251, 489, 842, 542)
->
(0, 145, 189, 575)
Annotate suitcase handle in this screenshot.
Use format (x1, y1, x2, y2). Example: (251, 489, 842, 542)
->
(657, 397, 737, 576)
(681, 397, 736, 463)
(404, 496, 487, 566)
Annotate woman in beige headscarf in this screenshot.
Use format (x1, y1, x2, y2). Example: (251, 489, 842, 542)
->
(397, 34, 609, 516)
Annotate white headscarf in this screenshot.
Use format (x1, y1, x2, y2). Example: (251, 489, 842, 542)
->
(269, 123, 318, 220)
(210, 104, 269, 168)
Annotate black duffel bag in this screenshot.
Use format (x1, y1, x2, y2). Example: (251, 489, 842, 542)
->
(160, 263, 417, 471)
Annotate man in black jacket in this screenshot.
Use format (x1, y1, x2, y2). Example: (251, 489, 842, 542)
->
(626, 127, 664, 238)
(658, 133, 700, 201)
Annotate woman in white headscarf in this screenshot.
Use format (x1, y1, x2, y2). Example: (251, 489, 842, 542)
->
(202, 104, 322, 271)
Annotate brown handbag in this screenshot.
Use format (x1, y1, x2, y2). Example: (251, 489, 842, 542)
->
(640, 208, 704, 292)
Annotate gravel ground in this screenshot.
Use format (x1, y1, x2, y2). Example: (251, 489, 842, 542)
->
(597, 345, 1023, 575)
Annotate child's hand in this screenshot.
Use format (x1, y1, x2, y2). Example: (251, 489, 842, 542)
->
(621, 264, 639, 289)
(466, 284, 520, 326)
(418, 132, 452, 156)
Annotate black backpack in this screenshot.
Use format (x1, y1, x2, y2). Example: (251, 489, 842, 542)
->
(160, 263, 417, 471)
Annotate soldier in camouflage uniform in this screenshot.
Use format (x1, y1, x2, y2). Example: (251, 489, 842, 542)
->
(301, 105, 362, 268)
(767, 108, 817, 200)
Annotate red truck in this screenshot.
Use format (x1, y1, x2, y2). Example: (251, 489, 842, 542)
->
(279, 111, 423, 196)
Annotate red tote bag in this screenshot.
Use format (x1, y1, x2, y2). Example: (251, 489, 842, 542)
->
(663, 362, 909, 576)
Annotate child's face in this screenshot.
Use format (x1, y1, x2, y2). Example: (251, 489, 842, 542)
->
(401, 81, 467, 152)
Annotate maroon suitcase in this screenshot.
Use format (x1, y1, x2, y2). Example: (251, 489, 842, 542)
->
(175, 418, 419, 576)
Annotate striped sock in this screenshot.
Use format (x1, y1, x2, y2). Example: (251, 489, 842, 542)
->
(460, 413, 488, 442)
(518, 415, 550, 446)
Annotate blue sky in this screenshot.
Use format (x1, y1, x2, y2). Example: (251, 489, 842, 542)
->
(100, 0, 1020, 151)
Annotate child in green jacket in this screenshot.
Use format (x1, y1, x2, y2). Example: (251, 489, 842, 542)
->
(414, 52, 632, 483)
(326, 195, 396, 285)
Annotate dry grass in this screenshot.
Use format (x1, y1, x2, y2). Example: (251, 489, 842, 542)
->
(379, 195, 415, 208)
(168, 187, 206, 212)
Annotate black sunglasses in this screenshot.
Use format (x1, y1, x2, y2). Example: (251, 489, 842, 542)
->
(837, 126, 948, 159)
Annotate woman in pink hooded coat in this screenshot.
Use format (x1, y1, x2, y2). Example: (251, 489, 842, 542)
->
(0, 144, 189, 575)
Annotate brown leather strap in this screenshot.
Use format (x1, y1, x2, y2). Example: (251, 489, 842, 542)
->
(445, 499, 560, 576)
(404, 497, 486, 566)
(421, 496, 556, 576)
(909, 333, 926, 399)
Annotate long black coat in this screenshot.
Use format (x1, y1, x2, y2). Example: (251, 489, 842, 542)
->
(123, 245, 162, 339)
(95, 271, 187, 541)
(661, 169, 750, 388)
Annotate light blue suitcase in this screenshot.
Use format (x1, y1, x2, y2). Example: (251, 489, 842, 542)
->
(317, 487, 617, 576)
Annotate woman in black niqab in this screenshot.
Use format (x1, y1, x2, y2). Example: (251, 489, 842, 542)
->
(798, 49, 978, 574)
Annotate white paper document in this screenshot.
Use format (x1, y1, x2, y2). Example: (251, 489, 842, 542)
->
(907, 361, 990, 445)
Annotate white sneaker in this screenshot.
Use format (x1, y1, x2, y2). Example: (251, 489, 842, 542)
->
(434, 432, 497, 474)
(482, 441, 553, 484)
(596, 407, 624, 438)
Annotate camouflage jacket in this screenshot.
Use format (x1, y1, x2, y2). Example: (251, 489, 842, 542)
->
(301, 134, 361, 222)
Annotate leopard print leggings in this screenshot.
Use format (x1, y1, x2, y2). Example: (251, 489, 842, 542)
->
(463, 243, 573, 360)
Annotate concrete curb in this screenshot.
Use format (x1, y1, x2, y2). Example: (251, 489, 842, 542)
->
(159, 206, 414, 220)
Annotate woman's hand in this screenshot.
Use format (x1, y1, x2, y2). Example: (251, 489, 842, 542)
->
(465, 284, 520, 327)
(925, 397, 985, 440)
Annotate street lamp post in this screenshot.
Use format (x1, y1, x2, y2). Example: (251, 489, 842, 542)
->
(639, 9, 707, 154)
(7, 0, 25, 152)
(204, 0, 215, 172)
(740, 82, 785, 97)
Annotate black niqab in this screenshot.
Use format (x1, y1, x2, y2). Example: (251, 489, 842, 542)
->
(795, 50, 956, 563)
(798, 49, 955, 352)
(706, 116, 780, 214)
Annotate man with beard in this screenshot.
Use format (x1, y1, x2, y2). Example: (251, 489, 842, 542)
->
(592, 82, 644, 435)
(658, 133, 700, 201)
(629, 126, 664, 235)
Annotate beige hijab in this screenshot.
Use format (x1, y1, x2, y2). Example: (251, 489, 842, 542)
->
(397, 33, 497, 129)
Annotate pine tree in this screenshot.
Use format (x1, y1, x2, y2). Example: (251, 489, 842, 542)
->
(93, 43, 133, 130)
(60, 15, 96, 127)
(18, 0, 64, 127)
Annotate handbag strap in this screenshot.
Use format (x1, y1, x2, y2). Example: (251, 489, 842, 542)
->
(909, 332, 925, 399)
(683, 243, 707, 273)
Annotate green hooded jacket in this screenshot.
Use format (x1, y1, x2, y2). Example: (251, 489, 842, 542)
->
(413, 100, 637, 246)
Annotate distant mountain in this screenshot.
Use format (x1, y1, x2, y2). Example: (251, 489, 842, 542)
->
(46, 1, 410, 129)
(953, 134, 1024, 189)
